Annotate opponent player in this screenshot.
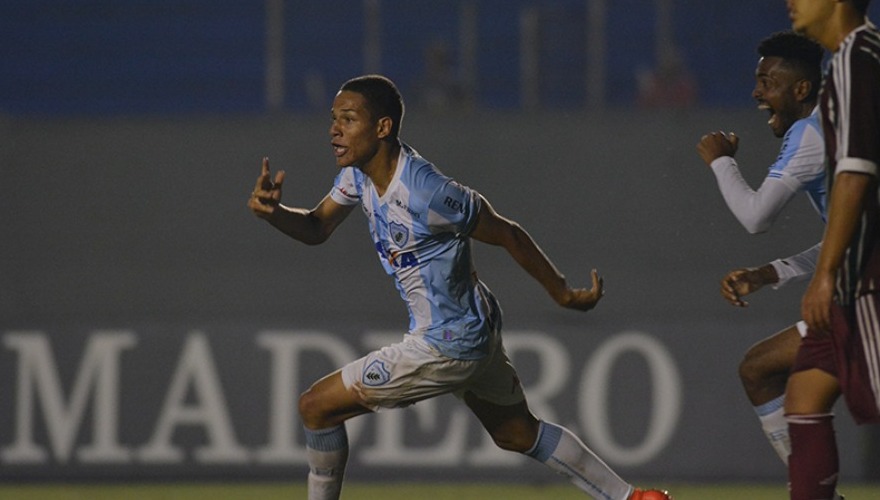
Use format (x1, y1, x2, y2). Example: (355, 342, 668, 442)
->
(786, 0, 880, 498)
(695, 31, 827, 468)
(247, 75, 671, 500)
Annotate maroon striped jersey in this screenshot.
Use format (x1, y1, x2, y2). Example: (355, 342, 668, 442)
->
(820, 22, 880, 304)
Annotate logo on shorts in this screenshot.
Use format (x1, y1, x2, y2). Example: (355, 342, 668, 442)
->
(362, 360, 391, 387)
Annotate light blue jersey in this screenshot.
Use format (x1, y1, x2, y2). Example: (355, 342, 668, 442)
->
(769, 108, 827, 221)
(330, 143, 498, 360)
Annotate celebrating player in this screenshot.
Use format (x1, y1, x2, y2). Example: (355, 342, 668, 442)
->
(785, 0, 880, 498)
(695, 31, 829, 472)
(247, 75, 671, 500)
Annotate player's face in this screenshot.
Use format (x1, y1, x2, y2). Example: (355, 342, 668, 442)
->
(752, 56, 804, 138)
(329, 90, 381, 168)
(787, 0, 835, 41)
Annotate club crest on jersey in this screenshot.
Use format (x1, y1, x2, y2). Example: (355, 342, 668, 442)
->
(389, 221, 409, 246)
(362, 360, 391, 387)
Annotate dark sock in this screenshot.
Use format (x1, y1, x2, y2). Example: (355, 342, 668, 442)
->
(787, 413, 838, 500)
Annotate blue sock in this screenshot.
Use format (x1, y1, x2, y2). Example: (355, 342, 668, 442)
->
(304, 425, 349, 500)
(304, 424, 348, 452)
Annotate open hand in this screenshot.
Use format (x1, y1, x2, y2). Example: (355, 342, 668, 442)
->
(560, 269, 604, 311)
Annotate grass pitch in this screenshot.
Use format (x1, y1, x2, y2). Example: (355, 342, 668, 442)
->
(2, 482, 880, 500)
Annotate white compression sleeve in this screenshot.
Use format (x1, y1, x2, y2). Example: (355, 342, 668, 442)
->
(525, 421, 632, 499)
(710, 156, 800, 234)
(770, 242, 821, 289)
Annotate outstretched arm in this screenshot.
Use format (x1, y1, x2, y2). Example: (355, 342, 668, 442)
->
(469, 195, 603, 311)
(247, 157, 354, 245)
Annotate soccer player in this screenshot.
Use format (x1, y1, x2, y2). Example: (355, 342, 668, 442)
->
(247, 75, 672, 500)
(786, 0, 880, 498)
(695, 31, 827, 467)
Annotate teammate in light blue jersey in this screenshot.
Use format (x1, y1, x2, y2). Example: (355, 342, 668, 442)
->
(695, 31, 836, 491)
(248, 75, 671, 500)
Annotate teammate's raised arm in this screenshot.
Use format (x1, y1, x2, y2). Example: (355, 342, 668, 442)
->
(696, 131, 739, 166)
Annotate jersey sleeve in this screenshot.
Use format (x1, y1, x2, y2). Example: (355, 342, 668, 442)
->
(329, 167, 362, 206)
(769, 117, 825, 189)
(770, 242, 821, 289)
(426, 176, 482, 236)
(710, 156, 798, 234)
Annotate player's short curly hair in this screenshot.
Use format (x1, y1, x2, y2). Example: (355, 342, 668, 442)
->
(758, 31, 824, 102)
(340, 75, 405, 140)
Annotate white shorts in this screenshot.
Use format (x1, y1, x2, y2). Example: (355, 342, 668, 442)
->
(796, 320, 808, 338)
(340, 330, 525, 411)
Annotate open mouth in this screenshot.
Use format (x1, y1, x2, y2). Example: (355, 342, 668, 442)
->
(332, 143, 348, 157)
(758, 102, 777, 128)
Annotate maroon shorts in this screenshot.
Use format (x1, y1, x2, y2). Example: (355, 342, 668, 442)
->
(792, 293, 880, 424)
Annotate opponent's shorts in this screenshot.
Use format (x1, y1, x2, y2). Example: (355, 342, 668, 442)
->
(792, 293, 880, 424)
(340, 329, 525, 411)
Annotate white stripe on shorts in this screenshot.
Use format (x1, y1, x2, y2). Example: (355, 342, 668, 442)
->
(855, 295, 880, 414)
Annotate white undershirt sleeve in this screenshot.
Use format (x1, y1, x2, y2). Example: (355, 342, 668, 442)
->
(710, 156, 800, 234)
(770, 242, 821, 289)
(835, 157, 879, 177)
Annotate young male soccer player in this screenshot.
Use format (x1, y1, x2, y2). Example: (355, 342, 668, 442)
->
(695, 31, 828, 467)
(785, 0, 880, 498)
(247, 75, 672, 500)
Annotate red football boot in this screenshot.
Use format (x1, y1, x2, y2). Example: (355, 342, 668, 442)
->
(628, 488, 673, 500)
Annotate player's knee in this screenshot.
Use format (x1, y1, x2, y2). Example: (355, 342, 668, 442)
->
(738, 348, 764, 390)
(298, 388, 324, 429)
